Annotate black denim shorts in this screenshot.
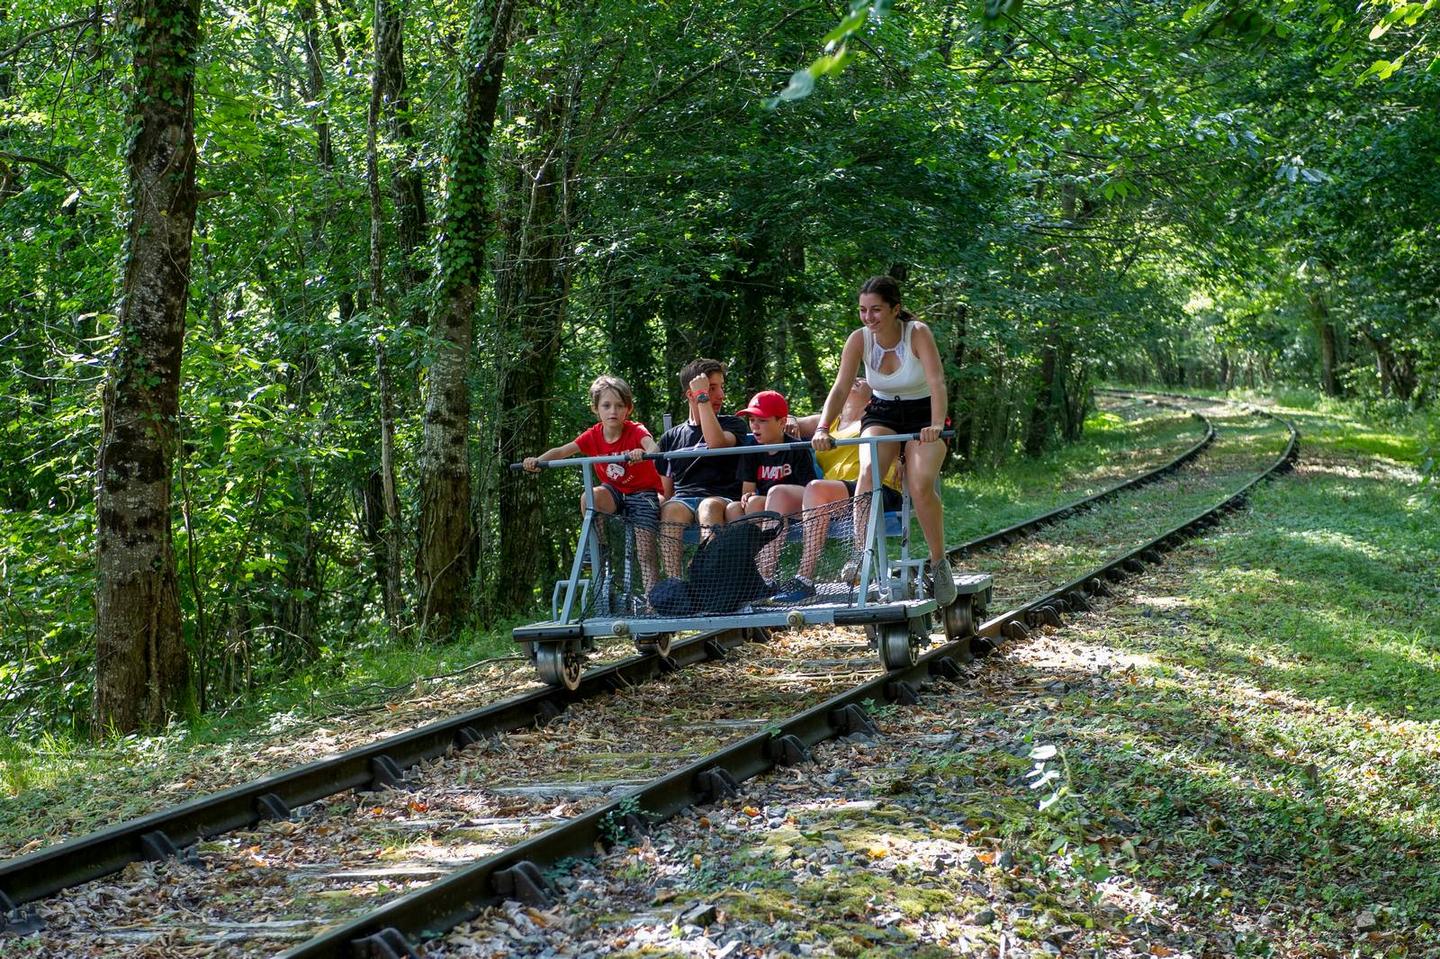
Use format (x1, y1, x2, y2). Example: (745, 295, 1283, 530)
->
(861, 394, 933, 435)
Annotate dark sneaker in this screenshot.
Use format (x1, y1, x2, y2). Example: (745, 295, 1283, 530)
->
(930, 561, 957, 606)
(770, 577, 816, 604)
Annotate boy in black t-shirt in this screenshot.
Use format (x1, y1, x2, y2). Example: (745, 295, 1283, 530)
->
(727, 390, 818, 519)
(728, 389, 818, 583)
(656, 358, 750, 577)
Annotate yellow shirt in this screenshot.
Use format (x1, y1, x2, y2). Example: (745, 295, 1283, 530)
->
(815, 420, 902, 491)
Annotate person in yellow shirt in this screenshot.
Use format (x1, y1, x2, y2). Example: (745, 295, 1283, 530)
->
(768, 378, 903, 601)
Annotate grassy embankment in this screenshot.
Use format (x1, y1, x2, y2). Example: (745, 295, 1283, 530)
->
(0, 404, 1200, 853)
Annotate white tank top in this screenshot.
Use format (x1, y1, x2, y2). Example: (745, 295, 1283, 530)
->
(863, 322, 929, 400)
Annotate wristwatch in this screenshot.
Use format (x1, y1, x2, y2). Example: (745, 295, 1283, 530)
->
(695, 392, 709, 403)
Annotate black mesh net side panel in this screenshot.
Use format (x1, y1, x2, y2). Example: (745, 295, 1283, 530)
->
(578, 493, 885, 619)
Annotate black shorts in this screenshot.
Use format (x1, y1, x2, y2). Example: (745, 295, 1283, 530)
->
(861, 395, 934, 435)
(842, 479, 903, 513)
(602, 484, 660, 531)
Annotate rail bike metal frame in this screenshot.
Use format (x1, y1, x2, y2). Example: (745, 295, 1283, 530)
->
(511, 432, 989, 680)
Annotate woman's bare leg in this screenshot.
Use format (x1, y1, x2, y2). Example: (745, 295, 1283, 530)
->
(797, 480, 849, 581)
(905, 439, 948, 564)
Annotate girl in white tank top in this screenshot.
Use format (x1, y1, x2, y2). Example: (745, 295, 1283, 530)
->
(863, 321, 930, 400)
(807, 275, 956, 607)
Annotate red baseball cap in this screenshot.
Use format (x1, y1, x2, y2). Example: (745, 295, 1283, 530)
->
(737, 390, 789, 419)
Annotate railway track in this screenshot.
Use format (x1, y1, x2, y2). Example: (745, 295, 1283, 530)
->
(1, 393, 1295, 957)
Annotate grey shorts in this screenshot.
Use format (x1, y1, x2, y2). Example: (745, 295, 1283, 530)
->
(603, 485, 660, 531)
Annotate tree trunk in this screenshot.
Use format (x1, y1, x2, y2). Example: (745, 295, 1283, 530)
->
(787, 311, 828, 411)
(734, 234, 771, 391)
(607, 277, 659, 424)
(94, 0, 199, 734)
(415, 0, 518, 639)
(946, 301, 971, 466)
(374, 0, 429, 323)
(1361, 328, 1418, 402)
(494, 88, 573, 616)
(1308, 293, 1341, 397)
(367, 24, 405, 632)
(1024, 324, 1059, 457)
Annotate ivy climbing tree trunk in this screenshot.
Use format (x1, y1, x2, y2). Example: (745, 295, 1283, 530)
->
(93, 0, 199, 733)
(415, 0, 517, 639)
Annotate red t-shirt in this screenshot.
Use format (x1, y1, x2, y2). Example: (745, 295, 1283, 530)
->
(574, 420, 664, 494)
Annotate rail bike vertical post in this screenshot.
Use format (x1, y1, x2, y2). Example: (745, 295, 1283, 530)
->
(855, 435, 890, 609)
(898, 461, 914, 598)
(558, 477, 598, 623)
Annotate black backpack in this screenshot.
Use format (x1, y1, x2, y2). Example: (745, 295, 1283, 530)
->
(649, 511, 783, 616)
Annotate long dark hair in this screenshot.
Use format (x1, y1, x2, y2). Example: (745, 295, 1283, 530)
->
(859, 275, 917, 323)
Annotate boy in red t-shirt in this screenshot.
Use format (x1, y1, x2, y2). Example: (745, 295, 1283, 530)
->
(523, 375, 663, 594)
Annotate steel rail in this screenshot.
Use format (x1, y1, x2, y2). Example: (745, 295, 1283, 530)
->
(275, 397, 1296, 959)
(0, 396, 1210, 923)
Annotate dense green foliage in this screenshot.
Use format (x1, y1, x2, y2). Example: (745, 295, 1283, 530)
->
(1, 0, 1435, 734)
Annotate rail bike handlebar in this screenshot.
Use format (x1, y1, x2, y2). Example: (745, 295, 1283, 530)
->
(508, 430, 956, 471)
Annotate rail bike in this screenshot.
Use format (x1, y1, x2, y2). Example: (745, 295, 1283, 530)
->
(511, 434, 993, 690)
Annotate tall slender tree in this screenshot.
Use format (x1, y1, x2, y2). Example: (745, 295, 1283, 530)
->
(415, 0, 518, 637)
(93, 0, 201, 732)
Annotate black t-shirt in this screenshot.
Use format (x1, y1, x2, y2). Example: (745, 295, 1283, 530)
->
(736, 437, 819, 494)
(658, 415, 752, 499)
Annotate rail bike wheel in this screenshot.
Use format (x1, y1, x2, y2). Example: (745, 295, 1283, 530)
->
(536, 641, 584, 691)
(634, 632, 672, 657)
(878, 621, 918, 671)
(942, 596, 976, 643)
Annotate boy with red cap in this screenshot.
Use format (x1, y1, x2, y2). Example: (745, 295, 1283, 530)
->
(727, 389, 819, 520)
(728, 390, 819, 585)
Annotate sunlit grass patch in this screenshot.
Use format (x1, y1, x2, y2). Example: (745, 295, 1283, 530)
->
(942, 405, 1204, 542)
